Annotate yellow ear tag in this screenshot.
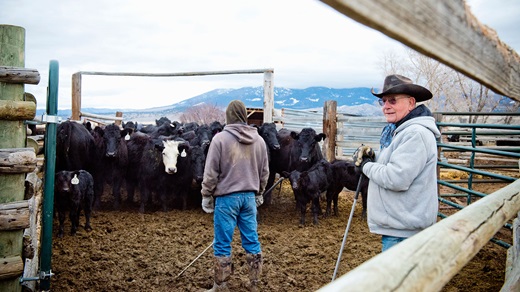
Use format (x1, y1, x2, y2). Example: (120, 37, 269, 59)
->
(181, 149, 187, 157)
(125, 133, 130, 141)
(71, 174, 80, 185)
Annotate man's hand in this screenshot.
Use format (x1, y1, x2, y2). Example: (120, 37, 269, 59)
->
(255, 194, 264, 207)
(201, 196, 214, 213)
(353, 145, 375, 171)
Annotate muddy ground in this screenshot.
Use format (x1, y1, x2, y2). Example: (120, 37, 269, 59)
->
(48, 165, 516, 292)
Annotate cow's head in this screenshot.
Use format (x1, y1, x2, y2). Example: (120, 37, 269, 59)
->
(55, 170, 73, 193)
(196, 125, 212, 146)
(103, 124, 123, 157)
(159, 139, 190, 174)
(291, 128, 326, 162)
(283, 170, 302, 191)
(259, 123, 280, 151)
(190, 145, 206, 184)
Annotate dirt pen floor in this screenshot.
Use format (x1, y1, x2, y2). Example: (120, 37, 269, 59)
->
(50, 169, 516, 291)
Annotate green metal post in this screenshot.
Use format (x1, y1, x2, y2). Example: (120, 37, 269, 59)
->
(40, 60, 59, 291)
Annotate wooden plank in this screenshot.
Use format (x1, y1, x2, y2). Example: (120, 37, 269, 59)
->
(502, 212, 519, 291)
(319, 179, 520, 291)
(319, 0, 520, 101)
(0, 67, 40, 85)
(22, 172, 43, 292)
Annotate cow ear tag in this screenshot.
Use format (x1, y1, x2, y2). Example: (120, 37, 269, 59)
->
(181, 149, 187, 157)
(71, 174, 80, 185)
(125, 133, 130, 141)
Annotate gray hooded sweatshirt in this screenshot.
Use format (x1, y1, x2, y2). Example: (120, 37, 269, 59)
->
(201, 123, 269, 198)
(362, 111, 441, 238)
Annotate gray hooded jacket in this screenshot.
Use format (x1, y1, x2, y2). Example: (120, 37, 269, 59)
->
(201, 123, 269, 198)
(362, 112, 441, 238)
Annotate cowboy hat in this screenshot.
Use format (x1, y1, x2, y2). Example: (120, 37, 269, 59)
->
(371, 74, 432, 102)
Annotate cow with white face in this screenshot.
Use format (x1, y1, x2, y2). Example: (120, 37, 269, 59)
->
(162, 139, 185, 174)
(126, 134, 191, 213)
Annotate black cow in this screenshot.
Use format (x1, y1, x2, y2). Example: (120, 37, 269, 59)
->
(264, 127, 326, 205)
(54, 170, 94, 237)
(147, 121, 184, 138)
(131, 137, 192, 212)
(122, 121, 138, 136)
(326, 160, 369, 219)
(283, 159, 333, 226)
(182, 122, 199, 132)
(209, 121, 224, 136)
(56, 120, 96, 173)
(187, 144, 207, 206)
(193, 124, 213, 146)
(91, 124, 130, 210)
(257, 122, 281, 161)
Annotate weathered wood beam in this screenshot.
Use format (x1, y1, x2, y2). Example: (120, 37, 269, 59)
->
(0, 200, 30, 231)
(323, 101, 337, 162)
(502, 211, 520, 292)
(0, 66, 40, 85)
(0, 148, 37, 173)
(318, 179, 520, 291)
(0, 100, 36, 121)
(319, 0, 520, 101)
(0, 256, 23, 280)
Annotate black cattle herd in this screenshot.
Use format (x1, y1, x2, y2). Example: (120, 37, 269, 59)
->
(53, 117, 367, 236)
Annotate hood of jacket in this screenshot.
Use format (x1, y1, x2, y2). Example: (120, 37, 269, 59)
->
(223, 124, 259, 145)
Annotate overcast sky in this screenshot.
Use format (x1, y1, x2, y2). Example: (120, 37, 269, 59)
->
(2, 0, 519, 110)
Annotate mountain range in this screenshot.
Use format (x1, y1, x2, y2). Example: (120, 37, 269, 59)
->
(36, 86, 383, 122)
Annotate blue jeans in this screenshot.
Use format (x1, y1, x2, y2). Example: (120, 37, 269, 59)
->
(381, 235, 406, 252)
(213, 192, 261, 257)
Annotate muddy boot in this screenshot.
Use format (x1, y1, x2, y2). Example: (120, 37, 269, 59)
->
(208, 256, 232, 292)
(246, 253, 262, 292)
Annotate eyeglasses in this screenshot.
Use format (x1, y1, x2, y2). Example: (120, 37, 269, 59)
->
(378, 96, 410, 106)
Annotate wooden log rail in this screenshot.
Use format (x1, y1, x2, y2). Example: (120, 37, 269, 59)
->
(319, 0, 520, 101)
(318, 179, 520, 292)
(0, 66, 40, 84)
(0, 148, 37, 174)
(0, 100, 36, 121)
(0, 256, 23, 280)
(0, 200, 30, 231)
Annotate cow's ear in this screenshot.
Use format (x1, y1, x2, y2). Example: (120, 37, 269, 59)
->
(315, 133, 326, 142)
(153, 140, 165, 151)
(179, 141, 191, 153)
(95, 126, 105, 137)
(290, 131, 299, 140)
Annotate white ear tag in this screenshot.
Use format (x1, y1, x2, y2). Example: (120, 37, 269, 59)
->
(125, 133, 130, 141)
(181, 149, 187, 157)
(71, 174, 80, 185)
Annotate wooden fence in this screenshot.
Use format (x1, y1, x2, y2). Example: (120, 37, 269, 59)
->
(315, 0, 520, 290)
(70, 68, 275, 124)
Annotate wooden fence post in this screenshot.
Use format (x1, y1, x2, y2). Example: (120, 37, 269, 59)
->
(323, 101, 337, 162)
(263, 70, 274, 123)
(71, 72, 81, 121)
(0, 24, 28, 292)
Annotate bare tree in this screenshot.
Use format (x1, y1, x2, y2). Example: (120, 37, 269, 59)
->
(179, 103, 225, 125)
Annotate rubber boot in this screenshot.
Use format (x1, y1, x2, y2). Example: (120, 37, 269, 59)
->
(246, 253, 262, 292)
(208, 256, 232, 292)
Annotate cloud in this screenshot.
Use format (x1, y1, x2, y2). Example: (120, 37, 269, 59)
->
(2, 0, 518, 110)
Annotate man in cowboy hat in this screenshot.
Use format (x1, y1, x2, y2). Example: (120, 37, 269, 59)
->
(353, 74, 441, 252)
